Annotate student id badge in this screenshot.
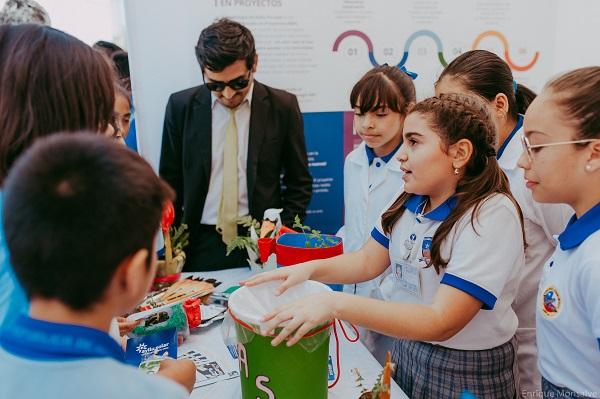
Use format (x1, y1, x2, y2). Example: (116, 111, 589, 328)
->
(392, 260, 422, 298)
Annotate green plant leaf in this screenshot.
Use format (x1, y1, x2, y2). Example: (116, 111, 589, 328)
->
(168, 224, 189, 253)
(226, 236, 257, 256)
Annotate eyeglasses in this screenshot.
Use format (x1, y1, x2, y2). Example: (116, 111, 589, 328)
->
(520, 134, 598, 162)
(203, 70, 252, 92)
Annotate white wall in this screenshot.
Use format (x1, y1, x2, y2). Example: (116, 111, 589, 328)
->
(553, 0, 600, 74)
(1, 0, 126, 46)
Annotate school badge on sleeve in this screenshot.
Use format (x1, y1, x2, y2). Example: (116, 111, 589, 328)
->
(541, 286, 561, 318)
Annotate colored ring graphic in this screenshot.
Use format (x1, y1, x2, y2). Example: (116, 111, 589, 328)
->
(472, 30, 539, 72)
(332, 30, 379, 66)
(400, 30, 448, 67)
(333, 29, 540, 73)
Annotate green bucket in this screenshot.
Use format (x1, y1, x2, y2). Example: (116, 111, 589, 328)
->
(228, 281, 332, 399)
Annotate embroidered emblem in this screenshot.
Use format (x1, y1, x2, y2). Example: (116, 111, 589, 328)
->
(541, 286, 561, 318)
(420, 236, 432, 263)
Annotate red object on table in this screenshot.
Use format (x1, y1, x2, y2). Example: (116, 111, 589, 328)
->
(161, 200, 175, 233)
(153, 273, 181, 284)
(183, 298, 202, 328)
(276, 232, 343, 267)
(257, 225, 297, 263)
(161, 200, 175, 264)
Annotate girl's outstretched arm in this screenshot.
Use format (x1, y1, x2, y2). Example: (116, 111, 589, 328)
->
(262, 285, 482, 346)
(241, 238, 390, 295)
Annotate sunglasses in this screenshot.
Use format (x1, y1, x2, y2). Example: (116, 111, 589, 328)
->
(520, 134, 598, 163)
(203, 70, 252, 92)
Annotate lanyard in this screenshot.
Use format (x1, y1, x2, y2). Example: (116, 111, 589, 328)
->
(0, 315, 125, 363)
(402, 198, 428, 260)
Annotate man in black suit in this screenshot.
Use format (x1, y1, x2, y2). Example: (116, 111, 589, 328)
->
(160, 18, 312, 271)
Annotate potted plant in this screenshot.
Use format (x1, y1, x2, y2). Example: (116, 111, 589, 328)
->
(270, 216, 343, 290)
(226, 215, 262, 272)
(154, 201, 189, 290)
(226, 210, 291, 272)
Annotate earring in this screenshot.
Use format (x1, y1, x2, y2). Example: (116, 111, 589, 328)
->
(585, 164, 592, 172)
(454, 168, 460, 175)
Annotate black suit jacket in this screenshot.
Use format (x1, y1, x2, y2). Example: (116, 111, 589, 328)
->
(159, 80, 312, 232)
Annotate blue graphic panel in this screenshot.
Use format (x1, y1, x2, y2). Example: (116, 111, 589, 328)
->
(302, 112, 344, 234)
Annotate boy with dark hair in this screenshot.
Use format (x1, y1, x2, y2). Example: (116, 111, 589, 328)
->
(0, 134, 195, 398)
(160, 18, 312, 271)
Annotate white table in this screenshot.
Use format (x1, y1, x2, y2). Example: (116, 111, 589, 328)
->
(180, 268, 408, 398)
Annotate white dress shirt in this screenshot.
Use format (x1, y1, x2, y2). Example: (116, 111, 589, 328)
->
(201, 84, 253, 225)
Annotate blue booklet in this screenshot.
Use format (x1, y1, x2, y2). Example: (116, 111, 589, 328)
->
(125, 328, 177, 373)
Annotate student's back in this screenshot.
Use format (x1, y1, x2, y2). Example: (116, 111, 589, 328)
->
(0, 345, 187, 399)
(0, 134, 195, 398)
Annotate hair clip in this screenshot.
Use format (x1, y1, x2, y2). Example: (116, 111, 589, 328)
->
(398, 65, 418, 80)
(513, 80, 518, 94)
(379, 62, 418, 80)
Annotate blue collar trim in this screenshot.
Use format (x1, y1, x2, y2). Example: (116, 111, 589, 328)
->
(0, 315, 124, 363)
(496, 114, 523, 160)
(404, 194, 458, 221)
(365, 142, 402, 166)
(558, 202, 600, 250)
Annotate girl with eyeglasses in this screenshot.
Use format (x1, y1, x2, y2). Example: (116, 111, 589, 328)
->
(338, 65, 416, 362)
(517, 67, 600, 398)
(435, 50, 572, 395)
(244, 93, 526, 398)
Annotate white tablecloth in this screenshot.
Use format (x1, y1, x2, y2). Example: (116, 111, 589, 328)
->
(180, 268, 408, 399)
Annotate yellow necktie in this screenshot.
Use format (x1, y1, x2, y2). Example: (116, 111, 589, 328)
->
(216, 108, 238, 244)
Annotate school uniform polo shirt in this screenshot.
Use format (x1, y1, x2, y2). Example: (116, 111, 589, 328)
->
(537, 202, 600, 397)
(497, 116, 572, 330)
(371, 193, 524, 350)
(341, 143, 404, 297)
(364, 143, 401, 194)
(0, 316, 188, 399)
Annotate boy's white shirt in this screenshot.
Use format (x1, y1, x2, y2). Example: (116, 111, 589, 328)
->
(0, 346, 188, 399)
(373, 193, 525, 350)
(340, 141, 405, 297)
(537, 228, 600, 396)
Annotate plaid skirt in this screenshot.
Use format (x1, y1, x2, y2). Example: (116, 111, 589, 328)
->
(392, 336, 518, 399)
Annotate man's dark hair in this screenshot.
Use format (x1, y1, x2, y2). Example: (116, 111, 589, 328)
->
(0, 24, 115, 184)
(93, 41, 131, 91)
(92, 40, 125, 57)
(3, 133, 175, 310)
(194, 18, 256, 72)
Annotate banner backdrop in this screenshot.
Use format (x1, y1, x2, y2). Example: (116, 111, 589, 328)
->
(125, 0, 557, 233)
